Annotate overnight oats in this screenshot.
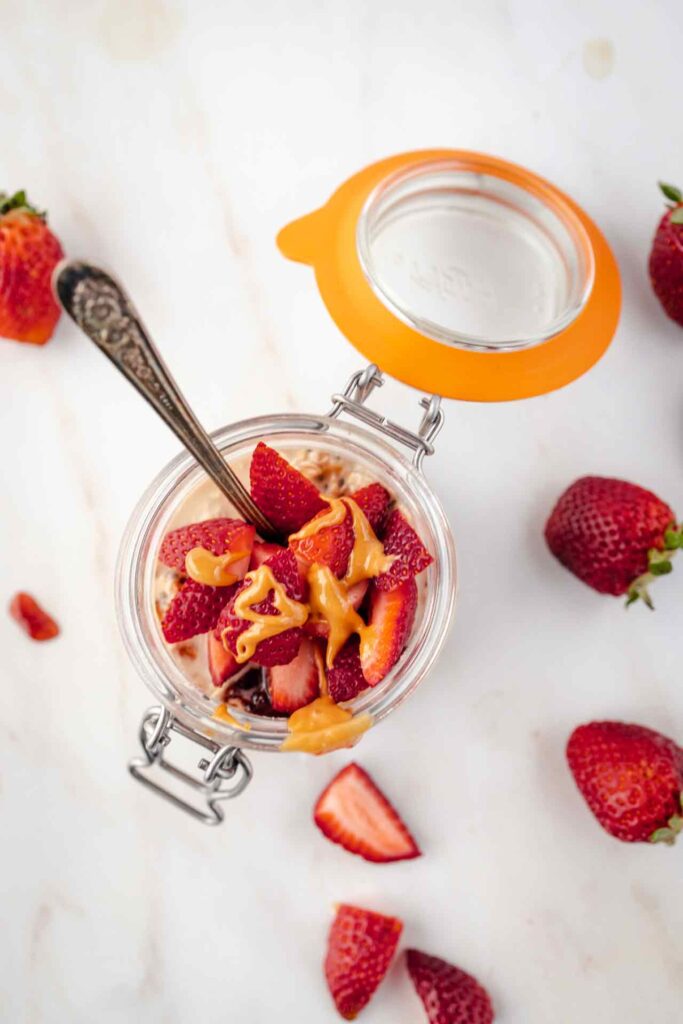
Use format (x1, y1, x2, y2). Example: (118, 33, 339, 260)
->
(118, 411, 456, 762)
(153, 442, 435, 754)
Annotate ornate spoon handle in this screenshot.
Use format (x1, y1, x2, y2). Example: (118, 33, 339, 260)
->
(53, 261, 279, 541)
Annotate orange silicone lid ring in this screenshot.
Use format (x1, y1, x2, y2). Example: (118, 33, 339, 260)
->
(277, 149, 621, 402)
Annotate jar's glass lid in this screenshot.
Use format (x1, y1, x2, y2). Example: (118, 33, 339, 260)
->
(357, 161, 594, 352)
(277, 150, 621, 401)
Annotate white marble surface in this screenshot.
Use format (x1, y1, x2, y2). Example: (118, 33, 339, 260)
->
(1, 1, 683, 1021)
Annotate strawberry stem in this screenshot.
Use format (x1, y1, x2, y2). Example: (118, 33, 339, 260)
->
(650, 795, 683, 845)
(0, 190, 45, 219)
(625, 523, 682, 609)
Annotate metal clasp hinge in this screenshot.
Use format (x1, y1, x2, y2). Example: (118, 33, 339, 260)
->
(128, 707, 253, 825)
(327, 364, 444, 470)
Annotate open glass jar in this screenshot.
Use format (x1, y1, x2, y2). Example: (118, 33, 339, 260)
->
(118, 367, 455, 822)
(107, 148, 619, 825)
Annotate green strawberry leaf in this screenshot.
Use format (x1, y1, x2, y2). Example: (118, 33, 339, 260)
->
(0, 189, 45, 219)
(664, 528, 683, 550)
(659, 182, 683, 203)
(650, 560, 673, 576)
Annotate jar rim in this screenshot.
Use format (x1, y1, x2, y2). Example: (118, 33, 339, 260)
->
(116, 413, 457, 753)
(356, 158, 596, 353)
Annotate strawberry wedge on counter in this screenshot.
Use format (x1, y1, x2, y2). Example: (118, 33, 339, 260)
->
(314, 762, 421, 862)
(10, 592, 60, 641)
(406, 949, 495, 1024)
(325, 904, 403, 1019)
(155, 441, 433, 732)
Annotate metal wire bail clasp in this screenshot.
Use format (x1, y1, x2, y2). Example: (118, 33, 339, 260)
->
(128, 706, 253, 825)
(327, 364, 444, 469)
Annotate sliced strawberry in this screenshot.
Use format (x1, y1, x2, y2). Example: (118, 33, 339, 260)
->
(267, 636, 322, 713)
(207, 631, 241, 687)
(314, 762, 420, 863)
(304, 581, 369, 639)
(375, 510, 432, 591)
(325, 904, 403, 1019)
(360, 578, 417, 686)
(250, 441, 327, 534)
(351, 483, 391, 535)
(290, 505, 355, 577)
(159, 518, 253, 572)
(327, 638, 368, 702)
(249, 541, 283, 570)
(9, 592, 59, 641)
(217, 548, 306, 667)
(161, 579, 235, 643)
(406, 949, 494, 1024)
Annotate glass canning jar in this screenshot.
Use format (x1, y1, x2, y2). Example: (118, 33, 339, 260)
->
(117, 368, 456, 823)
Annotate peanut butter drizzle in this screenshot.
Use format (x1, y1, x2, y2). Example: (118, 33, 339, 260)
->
(289, 498, 347, 542)
(290, 497, 393, 587)
(185, 546, 249, 587)
(281, 695, 373, 754)
(212, 703, 252, 731)
(341, 498, 394, 586)
(228, 564, 308, 664)
(308, 563, 367, 668)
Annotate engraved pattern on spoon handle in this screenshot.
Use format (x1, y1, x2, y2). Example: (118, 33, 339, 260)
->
(53, 261, 279, 541)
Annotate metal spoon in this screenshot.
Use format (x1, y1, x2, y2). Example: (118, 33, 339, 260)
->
(53, 261, 280, 541)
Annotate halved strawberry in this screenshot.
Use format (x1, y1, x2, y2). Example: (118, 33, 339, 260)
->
(360, 578, 417, 686)
(250, 441, 327, 534)
(304, 581, 369, 640)
(351, 483, 391, 535)
(207, 631, 241, 687)
(325, 904, 403, 1020)
(267, 636, 322, 713)
(249, 540, 283, 570)
(374, 510, 432, 591)
(406, 949, 494, 1024)
(161, 580, 235, 643)
(327, 638, 368, 702)
(314, 762, 421, 863)
(290, 505, 355, 577)
(217, 548, 306, 667)
(159, 518, 253, 572)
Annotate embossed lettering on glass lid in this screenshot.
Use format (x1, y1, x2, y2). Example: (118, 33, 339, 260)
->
(356, 161, 595, 352)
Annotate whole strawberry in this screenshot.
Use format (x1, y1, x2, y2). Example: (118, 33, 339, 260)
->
(567, 721, 683, 844)
(544, 475, 682, 607)
(406, 949, 494, 1024)
(0, 191, 63, 344)
(649, 181, 683, 328)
